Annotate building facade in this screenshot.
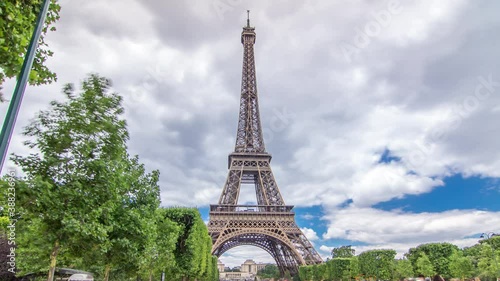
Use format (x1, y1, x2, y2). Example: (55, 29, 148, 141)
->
(217, 259, 275, 281)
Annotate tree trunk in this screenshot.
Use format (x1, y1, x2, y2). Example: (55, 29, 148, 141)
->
(104, 264, 111, 281)
(46, 239, 60, 281)
(149, 270, 153, 281)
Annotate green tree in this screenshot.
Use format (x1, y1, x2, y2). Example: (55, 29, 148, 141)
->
(332, 245, 356, 259)
(144, 208, 217, 281)
(0, 0, 61, 101)
(212, 256, 220, 281)
(477, 243, 500, 281)
(1, 178, 66, 277)
(327, 257, 359, 281)
(0, 178, 12, 235)
(406, 243, 459, 278)
(140, 208, 180, 280)
(257, 264, 280, 279)
(202, 255, 219, 281)
(15, 214, 78, 277)
(480, 235, 500, 251)
(313, 264, 327, 281)
(164, 207, 213, 281)
(11, 74, 136, 281)
(350, 257, 360, 281)
(299, 265, 314, 281)
(358, 249, 396, 281)
(449, 250, 474, 281)
(86, 155, 160, 281)
(394, 259, 414, 280)
(463, 244, 483, 274)
(416, 252, 434, 277)
(0, 216, 7, 234)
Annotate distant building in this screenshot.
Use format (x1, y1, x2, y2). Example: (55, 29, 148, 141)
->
(241, 259, 257, 274)
(218, 259, 276, 281)
(218, 259, 225, 272)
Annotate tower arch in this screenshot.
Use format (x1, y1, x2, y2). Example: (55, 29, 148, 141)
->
(214, 231, 305, 276)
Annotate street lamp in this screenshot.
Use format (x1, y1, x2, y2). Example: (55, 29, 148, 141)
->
(480, 232, 500, 239)
(480, 232, 500, 280)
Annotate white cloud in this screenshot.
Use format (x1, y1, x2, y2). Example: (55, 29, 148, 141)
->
(301, 213, 316, 220)
(319, 245, 333, 252)
(321, 207, 500, 252)
(301, 227, 319, 241)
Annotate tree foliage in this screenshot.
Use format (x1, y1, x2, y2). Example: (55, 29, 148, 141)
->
(258, 264, 280, 279)
(163, 207, 216, 281)
(12, 74, 132, 280)
(416, 252, 435, 277)
(297, 257, 359, 281)
(298, 240, 498, 281)
(299, 265, 314, 281)
(0, 0, 61, 101)
(394, 258, 414, 280)
(449, 250, 474, 281)
(329, 257, 359, 281)
(463, 244, 483, 270)
(332, 245, 356, 259)
(479, 235, 500, 250)
(477, 243, 500, 281)
(406, 242, 459, 278)
(139, 208, 180, 280)
(87, 156, 161, 281)
(358, 249, 396, 281)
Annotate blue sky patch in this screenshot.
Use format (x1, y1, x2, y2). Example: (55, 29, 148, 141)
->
(374, 174, 500, 212)
(378, 148, 401, 164)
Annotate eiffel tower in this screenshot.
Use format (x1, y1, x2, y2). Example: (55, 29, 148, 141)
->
(207, 12, 323, 276)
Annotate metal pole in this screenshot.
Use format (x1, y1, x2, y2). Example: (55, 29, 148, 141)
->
(0, 0, 51, 172)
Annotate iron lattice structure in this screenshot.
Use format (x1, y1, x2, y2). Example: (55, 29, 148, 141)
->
(207, 15, 323, 276)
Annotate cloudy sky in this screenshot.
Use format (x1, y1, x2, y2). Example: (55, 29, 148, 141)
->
(2, 0, 500, 268)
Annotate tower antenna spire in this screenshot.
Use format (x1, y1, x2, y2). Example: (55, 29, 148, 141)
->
(247, 10, 250, 27)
